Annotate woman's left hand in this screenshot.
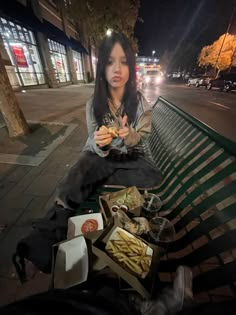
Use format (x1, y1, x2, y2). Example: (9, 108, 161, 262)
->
(118, 115, 129, 139)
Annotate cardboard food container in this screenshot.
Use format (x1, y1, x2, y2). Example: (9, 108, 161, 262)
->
(51, 230, 103, 289)
(105, 227, 153, 279)
(92, 218, 162, 299)
(99, 186, 145, 222)
(52, 235, 89, 289)
(67, 213, 104, 240)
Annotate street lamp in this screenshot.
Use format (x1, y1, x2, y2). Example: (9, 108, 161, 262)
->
(106, 29, 112, 36)
(152, 50, 156, 56)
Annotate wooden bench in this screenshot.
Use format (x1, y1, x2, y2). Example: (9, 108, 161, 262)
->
(79, 96, 236, 302)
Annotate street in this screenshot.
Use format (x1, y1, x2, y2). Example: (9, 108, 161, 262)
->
(142, 82, 236, 142)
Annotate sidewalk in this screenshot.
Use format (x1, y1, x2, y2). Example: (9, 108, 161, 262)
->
(0, 84, 94, 305)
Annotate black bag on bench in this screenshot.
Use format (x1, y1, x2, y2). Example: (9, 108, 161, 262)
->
(12, 204, 74, 283)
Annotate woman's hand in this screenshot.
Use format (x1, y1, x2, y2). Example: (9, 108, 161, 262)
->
(94, 128, 112, 147)
(118, 115, 129, 139)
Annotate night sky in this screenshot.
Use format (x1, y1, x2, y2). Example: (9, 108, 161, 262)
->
(135, 0, 236, 58)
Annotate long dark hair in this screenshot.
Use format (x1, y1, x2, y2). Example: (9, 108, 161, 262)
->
(93, 32, 138, 126)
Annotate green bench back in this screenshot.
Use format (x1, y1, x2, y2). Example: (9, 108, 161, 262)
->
(148, 97, 236, 301)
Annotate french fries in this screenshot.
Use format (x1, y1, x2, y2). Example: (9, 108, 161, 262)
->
(106, 229, 152, 277)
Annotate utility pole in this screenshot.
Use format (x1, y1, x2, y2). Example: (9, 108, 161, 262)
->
(214, 6, 235, 77)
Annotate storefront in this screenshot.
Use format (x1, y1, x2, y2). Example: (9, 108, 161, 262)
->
(0, 17, 45, 86)
(72, 50, 84, 81)
(48, 38, 70, 83)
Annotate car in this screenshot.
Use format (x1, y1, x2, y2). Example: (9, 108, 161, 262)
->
(207, 73, 236, 91)
(223, 76, 236, 92)
(187, 77, 199, 86)
(187, 75, 212, 87)
(195, 75, 213, 87)
(141, 70, 163, 88)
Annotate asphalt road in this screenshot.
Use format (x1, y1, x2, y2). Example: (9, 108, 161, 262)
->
(142, 82, 236, 142)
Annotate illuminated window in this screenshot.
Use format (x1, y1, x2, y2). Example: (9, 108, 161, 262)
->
(48, 39, 70, 83)
(0, 17, 45, 86)
(72, 50, 84, 81)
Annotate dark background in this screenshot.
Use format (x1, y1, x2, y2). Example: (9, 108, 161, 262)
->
(135, 0, 236, 59)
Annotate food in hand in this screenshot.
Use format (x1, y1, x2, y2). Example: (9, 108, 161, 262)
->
(106, 229, 152, 277)
(108, 127, 119, 137)
(99, 125, 119, 137)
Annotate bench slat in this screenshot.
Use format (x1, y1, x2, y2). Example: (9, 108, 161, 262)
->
(168, 204, 235, 252)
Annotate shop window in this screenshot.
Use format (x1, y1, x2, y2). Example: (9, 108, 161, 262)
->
(0, 17, 45, 86)
(72, 50, 84, 81)
(48, 39, 70, 83)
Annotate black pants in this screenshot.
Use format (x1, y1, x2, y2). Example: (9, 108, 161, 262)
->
(56, 151, 163, 209)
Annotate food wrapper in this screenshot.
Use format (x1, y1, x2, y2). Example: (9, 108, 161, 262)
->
(105, 227, 153, 279)
(115, 210, 150, 236)
(99, 186, 144, 221)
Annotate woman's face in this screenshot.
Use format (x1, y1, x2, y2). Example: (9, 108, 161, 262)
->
(105, 42, 130, 90)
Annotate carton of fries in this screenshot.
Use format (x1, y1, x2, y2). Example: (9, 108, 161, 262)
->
(105, 227, 152, 278)
(92, 218, 162, 299)
(99, 186, 145, 222)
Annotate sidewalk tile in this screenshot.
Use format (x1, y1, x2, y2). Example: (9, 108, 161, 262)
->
(0, 226, 31, 277)
(0, 181, 16, 199)
(24, 174, 63, 196)
(0, 207, 26, 234)
(15, 273, 51, 302)
(0, 277, 19, 306)
(16, 196, 50, 226)
(0, 194, 33, 212)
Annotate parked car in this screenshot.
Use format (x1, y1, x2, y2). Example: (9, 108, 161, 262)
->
(187, 76, 199, 86)
(207, 73, 236, 91)
(224, 76, 236, 92)
(187, 75, 212, 87)
(196, 75, 213, 87)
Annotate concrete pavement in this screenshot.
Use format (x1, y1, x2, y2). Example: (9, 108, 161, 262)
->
(0, 84, 94, 306)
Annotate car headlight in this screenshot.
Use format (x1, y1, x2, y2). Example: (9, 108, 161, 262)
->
(155, 76, 162, 83)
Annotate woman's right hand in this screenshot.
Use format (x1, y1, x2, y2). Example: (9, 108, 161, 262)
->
(94, 129, 113, 147)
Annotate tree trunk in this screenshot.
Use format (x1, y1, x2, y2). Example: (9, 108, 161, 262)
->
(88, 38, 94, 81)
(0, 52, 29, 137)
(79, 22, 94, 82)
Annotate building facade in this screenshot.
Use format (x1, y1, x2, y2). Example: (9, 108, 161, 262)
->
(0, 0, 94, 90)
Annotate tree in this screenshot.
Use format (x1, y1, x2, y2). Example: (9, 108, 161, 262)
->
(68, 0, 140, 51)
(164, 42, 201, 73)
(0, 37, 29, 137)
(198, 33, 236, 75)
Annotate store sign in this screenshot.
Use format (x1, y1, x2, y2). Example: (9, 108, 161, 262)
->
(56, 59, 63, 71)
(74, 59, 78, 71)
(12, 46, 28, 68)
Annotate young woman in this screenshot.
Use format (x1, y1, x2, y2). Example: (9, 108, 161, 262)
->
(56, 32, 162, 210)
